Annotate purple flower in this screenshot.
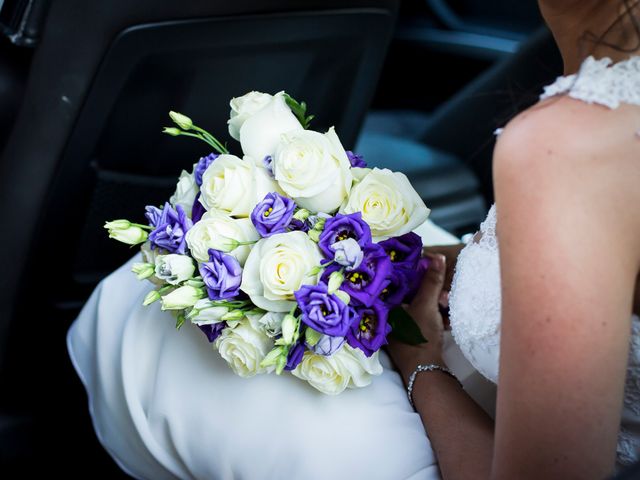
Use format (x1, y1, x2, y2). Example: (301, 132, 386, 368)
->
(194, 153, 218, 186)
(323, 243, 392, 307)
(405, 257, 431, 303)
(346, 151, 367, 168)
(295, 283, 357, 337)
(379, 232, 423, 271)
(288, 218, 310, 233)
(146, 202, 193, 254)
(251, 192, 296, 237)
(198, 322, 226, 343)
(346, 302, 391, 357)
(310, 334, 345, 356)
(191, 193, 206, 223)
(199, 249, 242, 300)
(318, 213, 372, 259)
(285, 341, 305, 371)
(379, 269, 411, 306)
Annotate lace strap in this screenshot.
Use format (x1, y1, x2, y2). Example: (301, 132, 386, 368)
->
(540, 56, 640, 109)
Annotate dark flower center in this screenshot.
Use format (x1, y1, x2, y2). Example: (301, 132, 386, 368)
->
(359, 314, 375, 335)
(348, 271, 369, 286)
(336, 229, 356, 242)
(388, 249, 404, 262)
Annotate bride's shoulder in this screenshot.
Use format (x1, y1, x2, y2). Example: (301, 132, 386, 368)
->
(494, 96, 640, 189)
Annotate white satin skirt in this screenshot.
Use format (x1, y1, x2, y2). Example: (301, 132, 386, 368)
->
(67, 220, 495, 480)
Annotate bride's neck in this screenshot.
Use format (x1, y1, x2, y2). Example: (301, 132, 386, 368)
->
(539, 0, 640, 74)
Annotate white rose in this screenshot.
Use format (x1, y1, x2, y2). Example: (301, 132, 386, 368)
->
(185, 210, 258, 265)
(340, 168, 430, 241)
(199, 154, 280, 217)
(273, 127, 352, 213)
(215, 316, 274, 377)
(238, 91, 303, 161)
(169, 170, 198, 217)
(257, 311, 285, 338)
(241, 231, 321, 312)
(228, 91, 274, 141)
(154, 254, 195, 285)
(292, 346, 383, 395)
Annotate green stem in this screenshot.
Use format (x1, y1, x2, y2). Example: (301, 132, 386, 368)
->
(192, 126, 229, 154)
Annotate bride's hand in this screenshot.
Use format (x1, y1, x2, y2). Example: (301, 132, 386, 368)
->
(422, 244, 464, 293)
(386, 254, 448, 383)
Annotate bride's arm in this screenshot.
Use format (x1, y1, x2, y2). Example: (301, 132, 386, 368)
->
(492, 99, 639, 479)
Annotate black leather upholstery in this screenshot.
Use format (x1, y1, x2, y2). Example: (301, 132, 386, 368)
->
(0, 0, 399, 469)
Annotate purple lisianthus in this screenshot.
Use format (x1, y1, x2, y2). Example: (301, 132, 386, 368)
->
(194, 153, 218, 186)
(323, 242, 392, 307)
(199, 249, 242, 300)
(285, 341, 305, 371)
(346, 151, 367, 168)
(145, 202, 193, 254)
(198, 322, 226, 343)
(318, 212, 372, 259)
(379, 232, 423, 271)
(379, 269, 411, 306)
(251, 192, 296, 237)
(295, 282, 357, 337)
(405, 257, 431, 303)
(191, 193, 206, 223)
(310, 334, 346, 356)
(346, 302, 391, 357)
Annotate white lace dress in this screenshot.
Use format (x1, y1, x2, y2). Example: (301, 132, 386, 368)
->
(449, 55, 640, 467)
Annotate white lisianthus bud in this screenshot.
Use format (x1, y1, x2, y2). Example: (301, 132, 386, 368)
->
(131, 262, 155, 280)
(281, 314, 298, 345)
(188, 299, 230, 325)
(293, 208, 310, 222)
(154, 254, 195, 285)
(169, 111, 193, 130)
(143, 290, 161, 306)
(160, 285, 205, 310)
(327, 270, 345, 294)
(221, 309, 245, 322)
(304, 327, 322, 347)
(104, 220, 148, 245)
(334, 290, 351, 305)
(163, 127, 182, 136)
(260, 346, 285, 368)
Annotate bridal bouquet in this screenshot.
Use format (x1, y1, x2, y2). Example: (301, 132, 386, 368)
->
(105, 91, 431, 395)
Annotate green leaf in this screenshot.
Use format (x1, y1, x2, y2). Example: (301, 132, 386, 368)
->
(283, 93, 315, 129)
(388, 307, 428, 345)
(175, 313, 186, 330)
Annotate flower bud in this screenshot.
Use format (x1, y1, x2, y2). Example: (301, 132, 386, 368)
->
(221, 309, 245, 322)
(169, 111, 193, 130)
(105, 220, 148, 245)
(305, 327, 322, 347)
(335, 290, 350, 305)
(293, 208, 311, 222)
(327, 270, 345, 294)
(161, 285, 205, 310)
(132, 262, 155, 280)
(308, 229, 321, 243)
(260, 346, 284, 368)
(162, 127, 182, 136)
(281, 314, 298, 345)
(143, 290, 161, 306)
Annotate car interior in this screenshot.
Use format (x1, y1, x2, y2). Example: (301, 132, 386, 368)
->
(2, 0, 634, 477)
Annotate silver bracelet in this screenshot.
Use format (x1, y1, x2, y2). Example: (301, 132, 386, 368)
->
(407, 364, 462, 408)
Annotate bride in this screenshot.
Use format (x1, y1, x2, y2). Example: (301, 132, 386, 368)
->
(68, 0, 640, 478)
(388, 0, 640, 478)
